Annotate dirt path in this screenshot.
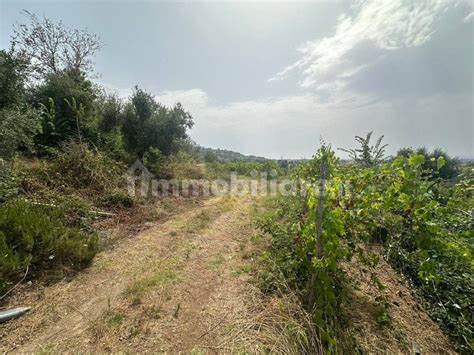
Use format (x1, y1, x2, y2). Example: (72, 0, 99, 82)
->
(0, 196, 276, 353)
(1, 195, 457, 354)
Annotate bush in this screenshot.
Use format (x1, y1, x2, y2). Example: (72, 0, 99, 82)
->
(143, 146, 165, 177)
(100, 190, 134, 208)
(0, 199, 99, 292)
(49, 141, 124, 193)
(163, 151, 206, 179)
(0, 161, 17, 202)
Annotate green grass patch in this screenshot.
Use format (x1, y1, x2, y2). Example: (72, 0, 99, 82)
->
(208, 254, 225, 270)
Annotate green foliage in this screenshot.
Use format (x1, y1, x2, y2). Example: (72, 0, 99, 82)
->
(0, 199, 99, 292)
(207, 160, 284, 179)
(397, 147, 461, 180)
(0, 106, 41, 201)
(49, 141, 123, 193)
(122, 87, 193, 158)
(259, 144, 473, 352)
(98, 93, 122, 133)
(0, 162, 18, 202)
(163, 151, 206, 179)
(203, 150, 218, 163)
(100, 190, 134, 208)
(256, 195, 309, 292)
(0, 49, 29, 109)
(143, 147, 165, 177)
(339, 131, 388, 167)
(33, 70, 100, 148)
(198, 146, 267, 163)
(0, 106, 42, 161)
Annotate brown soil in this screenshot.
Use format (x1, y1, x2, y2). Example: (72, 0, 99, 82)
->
(0, 196, 297, 353)
(0, 196, 457, 354)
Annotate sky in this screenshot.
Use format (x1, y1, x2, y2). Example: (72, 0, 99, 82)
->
(1, 0, 473, 159)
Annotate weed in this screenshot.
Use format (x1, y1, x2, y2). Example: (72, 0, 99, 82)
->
(209, 254, 225, 270)
(34, 343, 57, 355)
(123, 268, 177, 299)
(374, 296, 392, 328)
(231, 263, 253, 277)
(105, 310, 127, 328)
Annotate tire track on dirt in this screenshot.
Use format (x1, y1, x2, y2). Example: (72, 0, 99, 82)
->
(0, 196, 269, 353)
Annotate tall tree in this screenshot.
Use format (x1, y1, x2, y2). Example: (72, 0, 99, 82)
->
(0, 50, 29, 109)
(0, 49, 41, 160)
(12, 11, 101, 78)
(397, 147, 460, 180)
(122, 87, 193, 158)
(33, 70, 99, 147)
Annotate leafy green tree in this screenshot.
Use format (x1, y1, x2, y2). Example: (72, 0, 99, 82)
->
(0, 50, 29, 109)
(98, 93, 123, 132)
(0, 49, 42, 200)
(33, 70, 100, 148)
(95, 92, 126, 158)
(204, 150, 218, 163)
(0, 107, 41, 160)
(396, 147, 460, 180)
(0, 107, 42, 201)
(122, 87, 193, 158)
(339, 131, 388, 167)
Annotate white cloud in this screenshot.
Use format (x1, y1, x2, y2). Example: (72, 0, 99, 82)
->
(464, 11, 474, 22)
(270, 0, 456, 96)
(97, 84, 472, 158)
(152, 88, 473, 159)
(154, 89, 209, 111)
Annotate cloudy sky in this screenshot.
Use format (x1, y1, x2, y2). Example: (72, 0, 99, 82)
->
(1, 0, 473, 158)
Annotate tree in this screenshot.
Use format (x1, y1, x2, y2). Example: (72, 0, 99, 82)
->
(339, 131, 388, 167)
(0, 107, 42, 160)
(0, 50, 29, 109)
(396, 147, 460, 180)
(33, 70, 100, 148)
(204, 150, 218, 163)
(122, 87, 193, 158)
(12, 11, 101, 78)
(98, 93, 123, 133)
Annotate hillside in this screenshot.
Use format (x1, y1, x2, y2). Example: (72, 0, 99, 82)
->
(198, 147, 268, 163)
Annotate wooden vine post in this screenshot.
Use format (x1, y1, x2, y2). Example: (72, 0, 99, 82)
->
(307, 161, 327, 310)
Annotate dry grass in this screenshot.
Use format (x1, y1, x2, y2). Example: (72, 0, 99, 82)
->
(341, 245, 455, 354)
(1, 195, 315, 353)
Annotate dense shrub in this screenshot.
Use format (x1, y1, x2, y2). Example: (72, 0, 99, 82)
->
(99, 190, 134, 208)
(143, 146, 165, 177)
(397, 147, 461, 180)
(0, 162, 17, 202)
(163, 151, 206, 179)
(258, 146, 473, 352)
(49, 141, 124, 193)
(0, 199, 99, 292)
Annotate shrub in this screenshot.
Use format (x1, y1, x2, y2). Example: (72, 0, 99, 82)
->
(0, 161, 17, 202)
(0, 199, 99, 292)
(143, 146, 165, 177)
(100, 190, 134, 208)
(49, 141, 124, 193)
(163, 151, 206, 179)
